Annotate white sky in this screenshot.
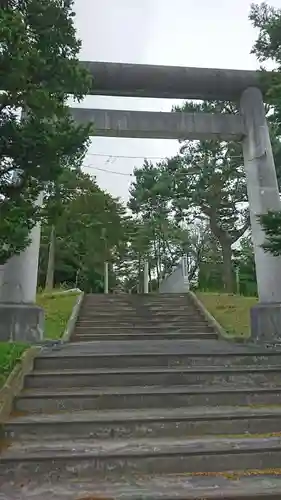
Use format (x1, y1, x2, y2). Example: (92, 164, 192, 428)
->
(73, 0, 281, 202)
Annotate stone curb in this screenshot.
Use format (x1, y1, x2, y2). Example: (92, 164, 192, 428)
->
(0, 346, 41, 424)
(188, 291, 230, 341)
(61, 292, 84, 342)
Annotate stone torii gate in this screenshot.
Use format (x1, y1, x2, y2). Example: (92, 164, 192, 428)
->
(1, 61, 281, 343)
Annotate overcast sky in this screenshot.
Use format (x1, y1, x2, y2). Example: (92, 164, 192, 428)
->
(73, 0, 281, 202)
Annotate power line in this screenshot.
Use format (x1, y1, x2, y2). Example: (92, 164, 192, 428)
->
(86, 152, 171, 161)
(83, 157, 245, 178)
(86, 152, 244, 161)
(83, 165, 134, 177)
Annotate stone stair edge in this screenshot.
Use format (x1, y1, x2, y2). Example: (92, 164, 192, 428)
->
(18, 384, 281, 397)
(7, 405, 281, 424)
(27, 365, 281, 375)
(3, 435, 281, 460)
(3, 475, 281, 500)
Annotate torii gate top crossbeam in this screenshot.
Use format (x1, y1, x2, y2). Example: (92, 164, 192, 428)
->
(81, 61, 264, 101)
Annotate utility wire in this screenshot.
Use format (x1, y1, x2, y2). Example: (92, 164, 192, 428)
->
(84, 165, 134, 177)
(83, 158, 245, 178)
(86, 152, 244, 161)
(86, 153, 171, 161)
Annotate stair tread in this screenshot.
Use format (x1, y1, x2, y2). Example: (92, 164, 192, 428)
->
(38, 339, 280, 356)
(29, 365, 281, 376)
(3, 474, 281, 500)
(7, 405, 281, 425)
(3, 435, 281, 459)
(19, 384, 281, 397)
(5, 292, 281, 494)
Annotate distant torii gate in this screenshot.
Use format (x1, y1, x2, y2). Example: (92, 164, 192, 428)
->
(1, 62, 281, 343)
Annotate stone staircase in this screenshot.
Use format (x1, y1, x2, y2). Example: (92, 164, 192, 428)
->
(2, 293, 281, 499)
(72, 293, 218, 342)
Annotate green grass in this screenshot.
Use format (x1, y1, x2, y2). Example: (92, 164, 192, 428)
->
(37, 291, 79, 340)
(197, 292, 258, 340)
(0, 291, 79, 388)
(0, 343, 28, 387)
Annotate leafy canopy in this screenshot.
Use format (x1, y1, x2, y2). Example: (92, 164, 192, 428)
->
(0, 0, 91, 263)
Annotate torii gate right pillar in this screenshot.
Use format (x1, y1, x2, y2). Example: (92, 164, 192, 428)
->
(240, 86, 281, 343)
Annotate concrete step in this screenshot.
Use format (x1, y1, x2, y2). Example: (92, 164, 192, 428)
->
(74, 318, 212, 330)
(24, 366, 281, 389)
(72, 332, 217, 341)
(34, 341, 281, 370)
(78, 313, 203, 321)
(3, 473, 281, 500)
(2, 436, 281, 480)
(75, 323, 209, 329)
(76, 317, 207, 324)
(6, 406, 281, 441)
(74, 327, 213, 335)
(77, 307, 203, 319)
(14, 385, 281, 413)
(74, 323, 213, 331)
(72, 324, 214, 335)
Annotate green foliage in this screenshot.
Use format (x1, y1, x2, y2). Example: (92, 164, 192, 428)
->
(128, 160, 202, 287)
(0, 0, 91, 263)
(233, 237, 257, 297)
(170, 101, 249, 238)
(39, 170, 127, 292)
(0, 343, 28, 387)
(129, 101, 250, 292)
(37, 291, 78, 339)
(259, 210, 281, 256)
(197, 232, 224, 292)
(250, 3, 281, 185)
(250, 3, 281, 253)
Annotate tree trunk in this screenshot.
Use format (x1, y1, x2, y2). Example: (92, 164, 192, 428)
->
(148, 266, 152, 292)
(137, 254, 141, 293)
(221, 240, 234, 293)
(45, 224, 56, 291)
(208, 212, 234, 293)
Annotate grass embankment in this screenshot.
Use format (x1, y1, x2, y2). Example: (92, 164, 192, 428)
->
(197, 292, 258, 340)
(0, 291, 79, 387)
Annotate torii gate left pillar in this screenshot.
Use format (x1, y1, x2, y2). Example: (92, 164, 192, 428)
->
(0, 194, 44, 343)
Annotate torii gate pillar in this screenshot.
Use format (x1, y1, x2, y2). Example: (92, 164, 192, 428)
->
(241, 87, 281, 343)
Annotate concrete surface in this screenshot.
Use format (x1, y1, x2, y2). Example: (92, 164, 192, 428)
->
(5, 406, 281, 441)
(241, 87, 281, 305)
(0, 193, 43, 304)
(2, 473, 281, 500)
(3, 436, 281, 479)
(14, 384, 281, 413)
(71, 108, 245, 141)
(251, 302, 281, 344)
(0, 303, 44, 342)
(23, 365, 281, 389)
(80, 60, 265, 100)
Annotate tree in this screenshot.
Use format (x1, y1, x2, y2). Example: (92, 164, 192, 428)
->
(233, 236, 257, 296)
(129, 103, 251, 292)
(0, 0, 91, 264)
(197, 231, 224, 292)
(166, 101, 250, 292)
(128, 161, 210, 288)
(128, 102, 249, 292)
(248, 3, 281, 255)
(259, 211, 281, 256)
(39, 172, 127, 292)
(43, 167, 92, 290)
